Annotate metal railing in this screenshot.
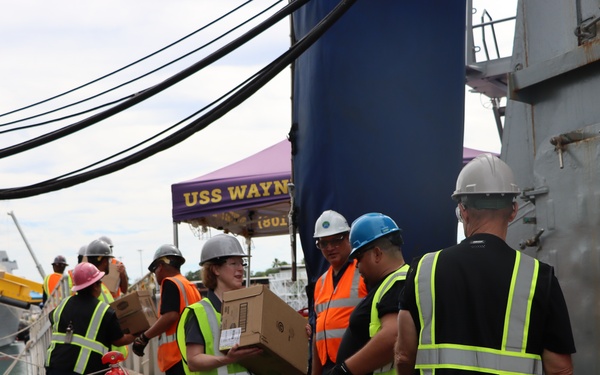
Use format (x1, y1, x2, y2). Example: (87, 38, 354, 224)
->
(466, 0, 516, 66)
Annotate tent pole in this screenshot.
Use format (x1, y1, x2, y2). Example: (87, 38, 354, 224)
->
(288, 182, 297, 281)
(173, 222, 179, 248)
(291, 226, 297, 282)
(245, 237, 251, 287)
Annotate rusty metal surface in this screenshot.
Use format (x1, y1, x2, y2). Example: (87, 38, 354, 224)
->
(503, 0, 600, 371)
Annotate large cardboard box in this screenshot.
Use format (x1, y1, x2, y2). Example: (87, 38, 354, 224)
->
(219, 285, 308, 375)
(109, 291, 158, 335)
(102, 261, 120, 293)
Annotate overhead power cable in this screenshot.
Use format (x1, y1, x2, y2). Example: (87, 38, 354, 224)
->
(0, 0, 291, 159)
(0, 96, 132, 136)
(0, 0, 256, 120)
(40, 71, 262, 183)
(0, 0, 358, 199)
(0, 0, 284, 130)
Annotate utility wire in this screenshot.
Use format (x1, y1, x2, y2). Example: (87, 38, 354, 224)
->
(44, 71, 262, 182)
(0, 0, 284, 130)
(0, 0, 256, 120)
(0, 0, 358, 199)
(0, 0, 292, 159)
(0, 96, 132, 135)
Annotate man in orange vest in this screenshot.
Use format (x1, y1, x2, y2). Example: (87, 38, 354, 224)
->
(311, 210, 367, 375)
(43, 255, 69, 304)
(132, 244, 201, 375)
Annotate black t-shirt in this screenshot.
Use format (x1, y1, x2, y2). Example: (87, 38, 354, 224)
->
(336, 270, 405, 373)
(160, 278, 183, 315)
(185, 289, 222, 346)
(46, 293, 124, 374)
(399, 233, 576, 374)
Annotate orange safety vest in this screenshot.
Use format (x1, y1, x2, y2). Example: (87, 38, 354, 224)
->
(110, 258, 123, 299)
(313, 260, 367, 365)
(157, 274, 201, 372)
(43, 273, 63, 296)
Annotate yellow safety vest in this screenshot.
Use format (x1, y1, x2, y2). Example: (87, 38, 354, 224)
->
(45, 296, 110, 374)
(177, 299, 249, 375)
(414, 250, 543, 375)
(368, 264, 409, 375)
(97, 283, 129, 359)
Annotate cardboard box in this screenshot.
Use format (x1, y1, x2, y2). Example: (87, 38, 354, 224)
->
(110, 291, 158, 335)
(102, 261, 120, 293)
(219, 285, 308, 375)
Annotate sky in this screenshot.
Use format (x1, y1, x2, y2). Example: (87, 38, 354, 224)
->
(0, 0, 517, 283)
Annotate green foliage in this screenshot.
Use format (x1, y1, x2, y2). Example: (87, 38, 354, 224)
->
(252, 267, 280, 277)
(185, 269, 201, 281)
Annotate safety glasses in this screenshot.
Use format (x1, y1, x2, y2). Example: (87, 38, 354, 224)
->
(315, 234, 345, 250)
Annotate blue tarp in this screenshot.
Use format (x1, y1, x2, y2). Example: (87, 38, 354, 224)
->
(291, 0, 466, 283)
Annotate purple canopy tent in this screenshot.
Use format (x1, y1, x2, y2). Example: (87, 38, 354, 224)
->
(463, 146, 498, 165)
(171, 140, 494, 280)
(171, 139, 293, 283)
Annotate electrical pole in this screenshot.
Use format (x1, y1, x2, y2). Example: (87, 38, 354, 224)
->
(138, 249, 143, 279)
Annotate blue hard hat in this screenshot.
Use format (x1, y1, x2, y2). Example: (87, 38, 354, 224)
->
(349, 213, 401, 258)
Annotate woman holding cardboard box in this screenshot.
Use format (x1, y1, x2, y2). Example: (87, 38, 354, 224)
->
(176, 234, 262, 374)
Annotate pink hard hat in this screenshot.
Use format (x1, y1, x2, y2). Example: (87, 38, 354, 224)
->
(72, 262, 105, 292)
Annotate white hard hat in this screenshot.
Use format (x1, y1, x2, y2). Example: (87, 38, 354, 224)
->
(452, 153, 520, 200)
(313, 210, 350, 238)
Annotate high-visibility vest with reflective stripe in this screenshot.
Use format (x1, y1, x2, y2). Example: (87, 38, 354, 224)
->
(67, 272, 73, 293)
(368, 264, 409, 375)
(45, 296, 111, 374)
(158, 274, 202, 372)
(314, 260, 367, 365)
(96, 283, 129, 359)
(110, 258, 123, 299)
(98, 283, 114, 304)
(414, 250, 543, 375)
(177, 299, 249, 375)
(67, 271, 75, 296)
(43, 273, 63, 296)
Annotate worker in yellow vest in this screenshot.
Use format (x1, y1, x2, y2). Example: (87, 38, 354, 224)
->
(45, 262, 134, 374)
(98, 236, 129, 298)
(85, 239, 129, 359)
(176, 234, 261, 375)
(395, 154, 576, 374)
(332, 213, 408, 375)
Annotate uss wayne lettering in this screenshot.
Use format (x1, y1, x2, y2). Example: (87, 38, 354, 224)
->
(183, 179, 289, 207)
